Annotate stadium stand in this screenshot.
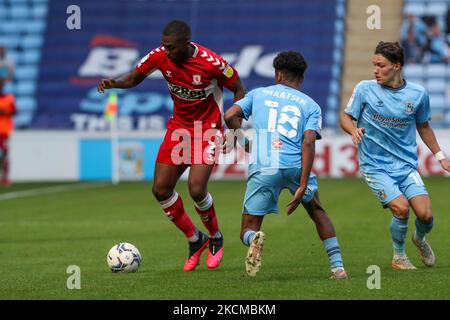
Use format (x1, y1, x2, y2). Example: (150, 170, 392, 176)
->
(402, 0, 450, 128)
(0, 0, 47, 128)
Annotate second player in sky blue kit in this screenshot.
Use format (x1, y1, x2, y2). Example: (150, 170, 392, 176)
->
(225, 51, 347, 279)
(341, 41, 450, 270)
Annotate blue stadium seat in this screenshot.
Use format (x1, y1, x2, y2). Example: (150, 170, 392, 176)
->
(15, 65, 39, 80)
(0, 8, 6, 19)
(0, 35, 20, 48)
(425, 64, 446, 78)
(21, 35, 44, 49)
(16, 97, 37, 112)
(426, 79, 446, 92)
(32, 4, 47, 18)
(404, 65, 424, 78)
(14, 111, 34, 128)
(429, 94, 445, 109)
(10, 5, 30, 19)
(21, 50, 41, 64)
(24, 20, 46, 33)
(16, 81, 36, 95)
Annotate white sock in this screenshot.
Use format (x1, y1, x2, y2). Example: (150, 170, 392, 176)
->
(188, 229, 199, 243)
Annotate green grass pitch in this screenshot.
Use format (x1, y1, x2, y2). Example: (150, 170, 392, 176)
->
(1, 178, 449, 299)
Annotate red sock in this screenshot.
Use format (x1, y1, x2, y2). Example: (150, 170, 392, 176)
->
(160, 192, 196, 238)
(195, 193, 219, 237)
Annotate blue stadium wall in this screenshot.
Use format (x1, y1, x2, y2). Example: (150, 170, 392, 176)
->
(1, 0, 345, 130)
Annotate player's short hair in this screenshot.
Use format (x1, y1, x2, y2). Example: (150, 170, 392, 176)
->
(375, 41, 404, 66)
(163, 20, 191, 42)
(273, 51, 308, 81)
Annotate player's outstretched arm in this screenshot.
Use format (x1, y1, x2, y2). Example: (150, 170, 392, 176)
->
(224, 105, 249, 153)
(97, 70, 147, 93)
(417, 122, 450, 172)
(227, 76, 246, 102)
(287, 130, 316, 215)
(340, 112, 365, 145)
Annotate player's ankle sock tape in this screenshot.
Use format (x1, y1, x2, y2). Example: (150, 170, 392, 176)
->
(242, 230, 256, 247)
(323, 237, 344, 269)
(415, 217, 434, 241)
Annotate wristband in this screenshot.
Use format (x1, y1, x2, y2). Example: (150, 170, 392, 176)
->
(435, 151, 446, 161)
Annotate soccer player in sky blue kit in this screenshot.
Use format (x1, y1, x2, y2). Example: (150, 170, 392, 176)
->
(340, 42, 450, 269)
(224, 51, 347, 279)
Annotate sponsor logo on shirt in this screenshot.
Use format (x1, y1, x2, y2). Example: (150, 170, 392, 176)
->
(271, 138, 283, 149)
(373, 112, 410, 129)
(167, 83, 207, 101)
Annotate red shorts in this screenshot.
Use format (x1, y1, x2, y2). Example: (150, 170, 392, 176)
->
(156, 128, 224, 166)
(0, 134, 9, 151)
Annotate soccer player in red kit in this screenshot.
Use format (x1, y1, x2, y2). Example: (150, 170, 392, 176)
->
(98, 20, 245, 271)
(0, 79, 16, 186)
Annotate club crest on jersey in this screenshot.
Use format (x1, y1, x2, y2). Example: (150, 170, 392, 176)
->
(405, 102, 414, 113)
(377, 189, 387, 201)
(192, 74, 202, 85)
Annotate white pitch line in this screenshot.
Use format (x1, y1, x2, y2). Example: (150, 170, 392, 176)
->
(0, 182, 110, 201)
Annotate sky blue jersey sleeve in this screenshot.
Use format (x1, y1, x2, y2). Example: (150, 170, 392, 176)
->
(304, 102, 322, 140)
(344, 81, 366, 120)
(235, 90, 255, 121)
(415, 91, 431, 124)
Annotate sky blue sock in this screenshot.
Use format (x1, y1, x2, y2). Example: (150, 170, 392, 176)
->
(323, 237, 344, 269)
(242, 230, 256, 247)
(415, 217, 434, 241)
(390, 216, 408, 255)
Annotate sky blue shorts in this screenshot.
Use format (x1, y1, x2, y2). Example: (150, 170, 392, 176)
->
(360, 168, 428, 208)
(243, 168, 318, 215)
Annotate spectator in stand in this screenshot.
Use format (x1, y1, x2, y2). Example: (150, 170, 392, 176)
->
(428, 23, 450, 63)
(0, 47, 15, 83)
(401, 13, 428, 63)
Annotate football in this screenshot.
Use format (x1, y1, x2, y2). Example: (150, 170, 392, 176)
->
(107, 242, 142, 273)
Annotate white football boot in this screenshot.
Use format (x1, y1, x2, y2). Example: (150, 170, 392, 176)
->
(245, 231, 266, 276)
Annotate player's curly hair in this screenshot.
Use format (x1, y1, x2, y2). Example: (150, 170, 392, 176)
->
(375, 41, 404, 66)
(273, 51, 308, 81)
(163, 20, 192, 41)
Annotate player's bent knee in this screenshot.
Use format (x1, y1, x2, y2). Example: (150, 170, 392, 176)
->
(419, 209, 433, 224)
(390, 199, 410, 218)
(188, 184, 207, 202)
(392, 205, 410, 219)
(151, 184, 173, 202)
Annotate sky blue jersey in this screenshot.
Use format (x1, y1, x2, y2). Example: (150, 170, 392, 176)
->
(235, 84, 322, 174)
(344, 80, 430, 173)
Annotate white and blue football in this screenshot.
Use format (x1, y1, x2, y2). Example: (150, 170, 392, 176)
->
(107, 242, 142, 273)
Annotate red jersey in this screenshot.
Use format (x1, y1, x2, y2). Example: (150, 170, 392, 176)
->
(135, 42, 238, 134)
(0, 93, 15, 135)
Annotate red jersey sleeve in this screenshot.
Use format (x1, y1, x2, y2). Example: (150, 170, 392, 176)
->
(135, 47, 165, 76)
(203, 50, 239, 89)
